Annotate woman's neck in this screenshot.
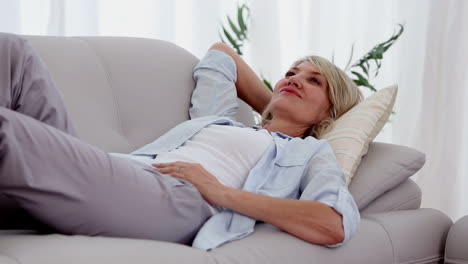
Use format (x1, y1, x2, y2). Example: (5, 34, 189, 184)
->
(262, 119, 307, 138)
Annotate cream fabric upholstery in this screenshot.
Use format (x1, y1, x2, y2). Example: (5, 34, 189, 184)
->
(0, 234, 213, 264)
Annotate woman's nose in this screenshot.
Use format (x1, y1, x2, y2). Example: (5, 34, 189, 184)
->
(287, 76, 302, 88)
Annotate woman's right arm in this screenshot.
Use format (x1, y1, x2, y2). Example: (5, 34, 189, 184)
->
(208, 43, 272, 114)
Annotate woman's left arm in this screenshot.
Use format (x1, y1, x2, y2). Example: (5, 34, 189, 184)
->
(153, 162, 344, 246)
(219, 186, 345, 245)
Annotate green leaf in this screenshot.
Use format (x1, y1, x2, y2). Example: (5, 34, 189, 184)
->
(262, 78, 273, 92)
(260, 73, 273, 92)
(351, 24, 404, 74)
(351, 71, 366, 82)
(222, 26, 242, 55)
(228, 16, 243, 40)
(358, 64, 368, 76)
(351, 71, 377, 92)
(219, 2, 251, 55)
(374, 58, 381, 77)
(347, 24, 404, 93)
(238, 4, 250, 38)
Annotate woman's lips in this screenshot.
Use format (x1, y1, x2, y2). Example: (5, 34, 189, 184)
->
(280, 87, 302, 98)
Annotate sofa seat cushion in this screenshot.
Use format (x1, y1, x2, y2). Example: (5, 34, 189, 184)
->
(0, 223, 391, 264)
(0, 209, 451, 264)
(0, 256, 16, 264)
(0, 234, 214, 264)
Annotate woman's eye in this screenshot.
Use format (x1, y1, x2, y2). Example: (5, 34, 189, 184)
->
(308, 77, 320, 85)
(285, 71, 294, 77)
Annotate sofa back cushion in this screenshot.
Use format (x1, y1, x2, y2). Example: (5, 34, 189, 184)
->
(349, 142, 425, 210)
(24, 36, 256, 154)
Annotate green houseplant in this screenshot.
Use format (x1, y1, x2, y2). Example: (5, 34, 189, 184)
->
(219, 3, 404, 94)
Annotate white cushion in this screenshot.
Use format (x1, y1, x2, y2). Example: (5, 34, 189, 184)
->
(319, 85, 398, 185)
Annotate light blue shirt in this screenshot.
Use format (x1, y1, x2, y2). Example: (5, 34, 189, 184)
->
(131, 50, 360, 250)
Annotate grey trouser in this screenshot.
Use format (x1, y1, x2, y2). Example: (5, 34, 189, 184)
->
(0, 33, 212, 245)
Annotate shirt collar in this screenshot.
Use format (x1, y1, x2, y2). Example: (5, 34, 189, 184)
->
(251, 125, 294, 140)
(273, 131, 293, 139)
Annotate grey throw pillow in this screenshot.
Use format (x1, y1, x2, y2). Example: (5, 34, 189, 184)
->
(348, 142, 425, 210)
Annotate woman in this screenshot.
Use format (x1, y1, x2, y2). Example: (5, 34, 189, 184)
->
(0, 33, 361, 250)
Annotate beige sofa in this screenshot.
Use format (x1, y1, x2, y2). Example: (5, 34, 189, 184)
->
(0, 35, 453, 264)
(445, 215, 468, 263)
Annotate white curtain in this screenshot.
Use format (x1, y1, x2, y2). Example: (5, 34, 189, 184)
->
(0, 0, 466, 221)
(392, 0, 468, 222)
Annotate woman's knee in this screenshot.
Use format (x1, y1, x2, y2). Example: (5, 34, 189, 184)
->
(0, 32, 25, 44)
(0, 107, 37, 151)
(0, 32, 29, 57)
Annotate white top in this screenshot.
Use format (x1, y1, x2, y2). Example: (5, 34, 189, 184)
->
(153, 124, 272, 214)
(155, 124, 272, 189)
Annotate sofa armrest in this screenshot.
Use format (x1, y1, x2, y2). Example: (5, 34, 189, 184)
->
(445, 215, 468, 264)
(364, 208, 452, 264)
(208, 209, 452, 264)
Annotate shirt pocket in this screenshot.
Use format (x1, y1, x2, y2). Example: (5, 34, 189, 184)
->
(274, 153, 308, 167)
(258, 156, 307, 197)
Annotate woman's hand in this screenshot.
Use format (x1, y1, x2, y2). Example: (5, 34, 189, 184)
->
(152, 162, 229, 206)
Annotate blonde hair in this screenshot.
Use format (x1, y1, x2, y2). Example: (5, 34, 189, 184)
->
(261, 56, 363, 138)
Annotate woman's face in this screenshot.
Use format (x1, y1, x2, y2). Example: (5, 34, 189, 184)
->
(269, 61, 332, 127)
